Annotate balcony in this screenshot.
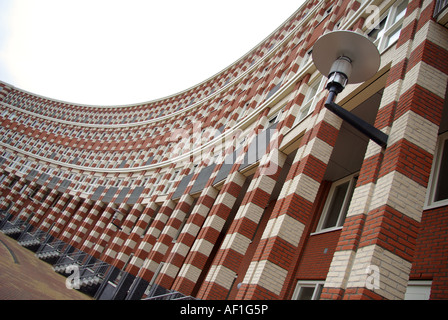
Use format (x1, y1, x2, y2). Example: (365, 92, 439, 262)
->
(434, 0, 448, 27)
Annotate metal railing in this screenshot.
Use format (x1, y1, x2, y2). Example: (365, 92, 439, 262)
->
(80, 261, 111, 279)
(143, 290, 197, 300)
(53, 250, 89, 272)
(17, 227, 47, 247)
(0, 216, 26, 236)
(54, 255, 111, 288)
(36, 238, 67, 260)
(0, 210, 8, 227)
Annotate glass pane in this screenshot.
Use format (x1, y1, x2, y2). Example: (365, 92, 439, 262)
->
(338, 177, 357, 226)
(314, 284, 323, 300)
(297, 287, 315, 300)
(323, 181, 350, 229)
(298, 102, 312, 122)
(386, 26, 402, 47)
(368, 18, 386, 41)
(435, 140, 448, 202)
(393, 0, 408, 24)
(305, 84, 318, 103)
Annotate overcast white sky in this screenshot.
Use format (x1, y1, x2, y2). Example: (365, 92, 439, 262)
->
(0, 0, 304, 106)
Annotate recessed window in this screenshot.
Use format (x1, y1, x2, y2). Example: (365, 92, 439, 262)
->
(426, 132, 448, 208)
(149, 174, 163, 197)
(292, 281, 324, 300)
(300, 49, 313, 70)
(164, 170, 180, 194)
(367, 0, 408, 51)
(321, 6, 333, 21)
(268, 107, 284, 126)
(316, 173, 358, 232)
(294, 76, 326, 125)
(433, 138, 448, 202)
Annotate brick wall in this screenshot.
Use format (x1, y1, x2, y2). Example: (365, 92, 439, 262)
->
(411, 205, 448, 299)
(296, 230, 342, 280)
(1, 0, 448, 301)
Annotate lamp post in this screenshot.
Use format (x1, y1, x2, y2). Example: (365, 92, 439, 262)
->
(312, 31, 388, 148)
(112, 208, 125, 230)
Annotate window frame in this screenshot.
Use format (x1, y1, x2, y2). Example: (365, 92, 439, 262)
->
(294, 76, 326, 126)
(314, 173, 359, 234)
(425, 131, 448, 209)
(367, 0, 408, 52)
(148, 174, 163, 197)
(163, 170, 180, 195)
(299, 49, 313, 70)
(404, 280, 432, 300)
(292, 281, 324, 300)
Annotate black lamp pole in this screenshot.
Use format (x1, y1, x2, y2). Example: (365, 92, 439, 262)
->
(311, 31, 388, 148)
(324, 82, 388, 148)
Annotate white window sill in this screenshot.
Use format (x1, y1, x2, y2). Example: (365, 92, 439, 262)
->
(310, 226, 343, 237)
(423, 199, 448, 211)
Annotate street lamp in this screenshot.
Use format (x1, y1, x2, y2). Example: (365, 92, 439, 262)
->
(312, 30, 388, 148)
(112, 208, 125, 230)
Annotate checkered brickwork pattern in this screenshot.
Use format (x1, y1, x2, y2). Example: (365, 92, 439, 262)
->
(0, 0, 447, 301)
(321, 0, 448, 300)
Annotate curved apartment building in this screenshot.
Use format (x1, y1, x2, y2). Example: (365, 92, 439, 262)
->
(1, 0, 448, 300)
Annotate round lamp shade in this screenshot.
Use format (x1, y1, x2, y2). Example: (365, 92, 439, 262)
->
(312, 31, 381, 84)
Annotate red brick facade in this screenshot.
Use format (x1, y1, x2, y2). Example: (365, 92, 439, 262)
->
(1, 0, 448, 300)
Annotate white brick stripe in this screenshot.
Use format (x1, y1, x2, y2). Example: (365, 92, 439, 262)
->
(324, 250, 357, 289)
(401, 62, 448, 99)
(387, 110, 439, 154)
(191, 238, 214, 256)
(282, 172, 321, 202)
(345, 244, 412, 300)
(261, 213, 305, 247)
(346, 182, 375, 218)
(243, 260, 288, 295)
(423, 20, 448, 50)
(220, 232, 251, 255)
(177, 263, 202, 283)
(205, 265, 235, 290)
(369, 171, 426, 222)
(234, 202, 264, 223)
(201, 213, 226, 231)
(379, 78, 402, 110)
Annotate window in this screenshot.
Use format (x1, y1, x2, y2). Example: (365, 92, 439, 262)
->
(333, 20, 342, 30)
(20, 161, 30, 173)
(405, 281, 432, 300)
(321, 6, 333, 21)
(238, 102, 250, 121)
(0, 173, 7, 184)
(9, 156, 20, 169)
(426, 132, 448, 208)
(367, 0, 408, 51)
(144, 262, 165, 296)
(295, 76, 326, 125)
(148, 174, 162, 197)
(164, 170, 180, 194)
(268, 107, 284, 126)
(8, 176, 19, 189)
(19, 182, 29, 194)
(172, 213, 189, 243)
(29, 186, 40, 199)
(292, 281, 324, 300)
(300, 49, 313, 70)
(85, 177, 98, 194)
(316, 173, 358, 232)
